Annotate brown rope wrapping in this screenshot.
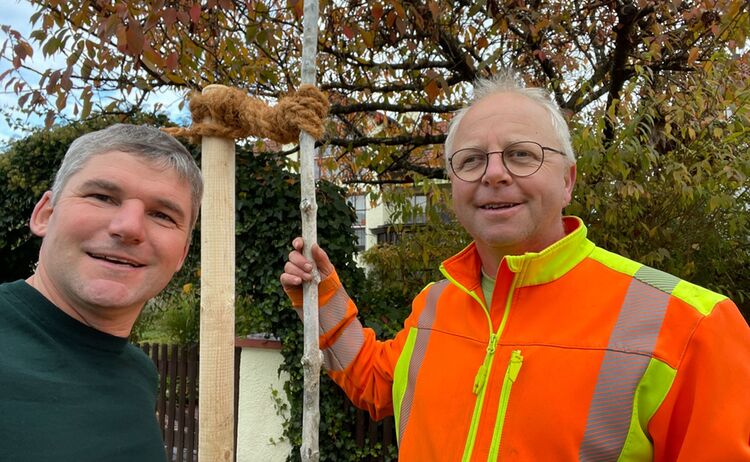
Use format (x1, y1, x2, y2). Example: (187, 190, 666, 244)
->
(163, 84, 329, 144)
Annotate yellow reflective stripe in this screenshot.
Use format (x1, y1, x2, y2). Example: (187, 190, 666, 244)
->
(671, 279, 727, 316)
(618, 358, 676, 462)
(392, 327, 418, 445)
(588, 247, 642, 277)
(392, 280, 447, 446)
(487, 350, 524, 461)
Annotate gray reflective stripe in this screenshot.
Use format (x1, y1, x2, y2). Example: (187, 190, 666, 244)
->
(293, 286, 350, 336)
(320, 288, 350, 335)
(294, 286, 365, 371)
(634, 265, 679, 294)
(580, 266, 679, 461)
(322, 317, 365, 371)
(398, 280, 449, 445)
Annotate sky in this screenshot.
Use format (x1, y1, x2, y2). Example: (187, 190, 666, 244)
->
(0, 1, 187, 147)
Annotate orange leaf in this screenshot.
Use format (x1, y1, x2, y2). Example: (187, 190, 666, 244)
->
(361, 30, 374, 48)
(143, 48, 163, 67)
(687, 47, 699, 65)
(428, 0, 440, 18)
(372, 3, 384, 21)
(424, 79, 439, 102)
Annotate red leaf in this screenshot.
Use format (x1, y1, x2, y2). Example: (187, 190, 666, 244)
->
(166, 51, 179, 71)
(44, 110, 55, 127)
(163, 8, 177, 28)
(343, 24, 355, 40)
(126, 22, 144, 56)
(189, 4, 202, 23)
(116, 25, 128, 53)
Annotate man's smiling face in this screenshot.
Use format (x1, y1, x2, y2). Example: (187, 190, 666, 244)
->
(29, 151, 193, 326)
(449, 92, 576, 262)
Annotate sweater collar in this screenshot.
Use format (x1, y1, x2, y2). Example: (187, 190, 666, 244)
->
(440, 216, 595, 289)
(7, 280, 130, 353)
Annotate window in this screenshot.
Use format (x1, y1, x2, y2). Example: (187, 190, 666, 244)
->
(404, 195, 427, 224)
(347, 195, 367, 251)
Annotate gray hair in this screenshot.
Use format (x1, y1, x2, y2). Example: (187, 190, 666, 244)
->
(51, 123, 203, 231)
(444, 70, 576, 172)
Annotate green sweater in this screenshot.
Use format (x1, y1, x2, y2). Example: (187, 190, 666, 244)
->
(0, 280, 166, 462)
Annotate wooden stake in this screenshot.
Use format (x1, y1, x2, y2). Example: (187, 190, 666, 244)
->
(299, 1, 323, 461)
(198, 84, 236, 462)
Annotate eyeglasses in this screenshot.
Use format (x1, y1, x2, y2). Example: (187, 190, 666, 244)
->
(449, 141, 566, 182)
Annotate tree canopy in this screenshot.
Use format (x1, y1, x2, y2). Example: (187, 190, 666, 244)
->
(1, 0, 747, 185)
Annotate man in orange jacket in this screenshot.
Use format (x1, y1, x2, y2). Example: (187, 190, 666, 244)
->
(280, 72, 750, 461)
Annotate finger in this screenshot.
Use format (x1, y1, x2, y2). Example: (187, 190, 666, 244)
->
(283, 260, 313, 280)
(280, 272, 303, 289)
(292, 237, 304, 251)
(287, 251, 313, 272)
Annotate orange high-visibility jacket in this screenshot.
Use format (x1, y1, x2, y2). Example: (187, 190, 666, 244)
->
(287, 217, 750, 461)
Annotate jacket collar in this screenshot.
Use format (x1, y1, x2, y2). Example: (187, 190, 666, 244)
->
(440, 216, 595, 289)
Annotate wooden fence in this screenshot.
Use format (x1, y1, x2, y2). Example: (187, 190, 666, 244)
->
(139, 343, 396, 462)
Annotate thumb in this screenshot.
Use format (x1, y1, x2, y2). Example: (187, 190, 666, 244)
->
(311, 244, 335, 279)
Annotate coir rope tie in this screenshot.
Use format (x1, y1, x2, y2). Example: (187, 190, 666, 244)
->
(164, 84, 329, 144)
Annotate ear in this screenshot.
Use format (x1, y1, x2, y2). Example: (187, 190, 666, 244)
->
(29, 191, 54, 238)
(175, 240, 191, 273)
(562, 164, 577, 205)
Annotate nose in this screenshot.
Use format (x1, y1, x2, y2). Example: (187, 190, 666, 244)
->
(108, 200, 146, 244)
(482, 152, 512, 185)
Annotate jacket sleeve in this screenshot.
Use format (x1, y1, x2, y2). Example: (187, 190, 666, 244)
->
(284, 269, 428, 421)
(648, 298, 750, 461)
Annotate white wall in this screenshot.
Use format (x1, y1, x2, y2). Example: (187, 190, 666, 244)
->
(236, 340, 291, 462)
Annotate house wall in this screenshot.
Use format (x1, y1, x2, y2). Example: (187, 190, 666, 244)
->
(236, 338, 291, 462)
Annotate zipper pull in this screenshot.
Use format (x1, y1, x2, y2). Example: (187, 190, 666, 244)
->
(487, 333, 498, 354)
(508, 350, 523, 382)
(473, 334, 500, 394)
(473, 364, 487, 394)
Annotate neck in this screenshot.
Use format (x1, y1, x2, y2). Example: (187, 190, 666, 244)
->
(26, 271, 136, 338)
(476, 219, 570, 277)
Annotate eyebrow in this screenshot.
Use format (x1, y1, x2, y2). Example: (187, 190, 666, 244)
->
(79, 179, 187, 222)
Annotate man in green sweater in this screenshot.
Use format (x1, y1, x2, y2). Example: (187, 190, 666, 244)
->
(0, 124, 203, 461)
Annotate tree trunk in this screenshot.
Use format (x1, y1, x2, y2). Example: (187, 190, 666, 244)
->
(299, 1, 322, 462)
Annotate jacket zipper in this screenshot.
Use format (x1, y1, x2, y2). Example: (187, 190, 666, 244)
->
(461, 273, 519, 462)
(487, 349, 524, 460)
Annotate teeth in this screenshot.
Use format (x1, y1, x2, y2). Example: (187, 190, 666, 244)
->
(90, 254, 142, 267)
(482, 203, 515, 209)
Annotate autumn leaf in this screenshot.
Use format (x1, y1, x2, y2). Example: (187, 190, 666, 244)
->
(189, 3, 201, 23)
